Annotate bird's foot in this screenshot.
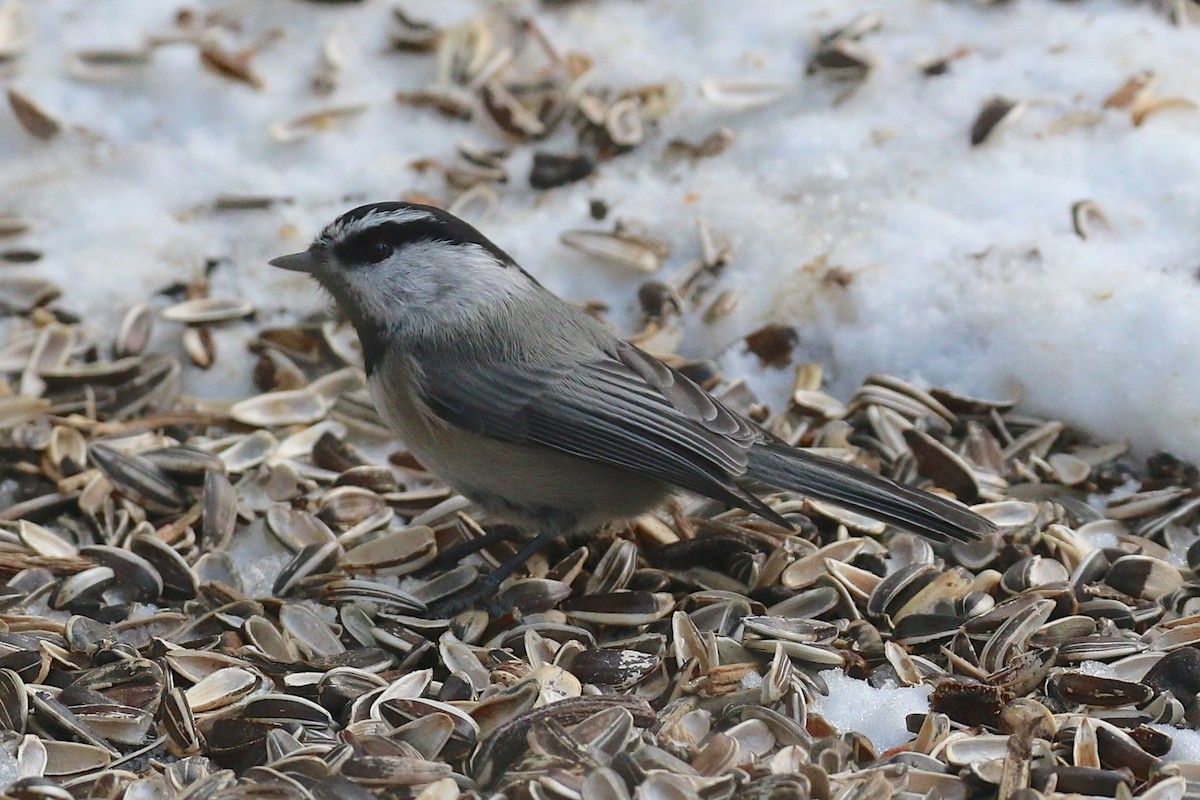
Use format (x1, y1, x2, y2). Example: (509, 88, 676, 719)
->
(419, 527, 564, 619)
(422, 577, 507, 619)
(414, 525, 521, 579)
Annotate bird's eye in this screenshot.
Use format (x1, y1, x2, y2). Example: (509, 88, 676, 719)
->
(363, 240, 393, 264)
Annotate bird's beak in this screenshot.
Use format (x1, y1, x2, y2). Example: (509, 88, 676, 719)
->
(269, 251, 320, 274)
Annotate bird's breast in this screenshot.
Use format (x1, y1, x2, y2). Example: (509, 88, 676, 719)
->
(366, 356, 669, 530)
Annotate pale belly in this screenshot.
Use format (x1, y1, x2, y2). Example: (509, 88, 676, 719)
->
(368, 371, 670, 531)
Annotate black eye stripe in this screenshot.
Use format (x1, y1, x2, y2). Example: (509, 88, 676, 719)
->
(335, 233, 390, 266)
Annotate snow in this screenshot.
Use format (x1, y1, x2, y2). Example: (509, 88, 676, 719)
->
(0, 741, 17, 793)
(813, 668, 931, 754)
(1158, 725, 1200, 763)
(1076, 659, 1119, 678)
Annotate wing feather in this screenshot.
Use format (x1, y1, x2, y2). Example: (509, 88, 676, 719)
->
(416, 341, 768, 511)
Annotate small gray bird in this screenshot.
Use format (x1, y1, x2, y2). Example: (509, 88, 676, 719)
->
(272, 202, 993, 609)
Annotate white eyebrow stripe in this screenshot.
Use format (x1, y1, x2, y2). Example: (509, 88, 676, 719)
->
(320, 207, 435, 244)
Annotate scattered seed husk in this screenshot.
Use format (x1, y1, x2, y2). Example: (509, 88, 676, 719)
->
(0, 214, 28, 236)
(230, 389, 329, 428)
(446, 182, 498, 222)
(392, 7, 441, 52)
(530, 152, 594, 190)
(7, 88, 61, 139)
(0, 276, 61, 311)
(744, 324, 798, 368)
(560, 229, 668, 272)
(699, 79, 790, 110)
(1104, 70, 1156, 110)
(970, 96, 1026, 146)
(199, 44, 264, 90)
(0, 247, 39, 263)
(605, 97, 644, 147)
(806, 39, 875, 82)
(269, 104, 368, 143)
(114, 303, 156, 358)
(340, 525, 436, 576)
(67, 47, 153, 81)
(161, 298, 255, 324)
(663, 128, 734, 162)
(1130, 94, 1198, 127)
(0, 0, 32, 62)
(396, 87, 475, 120)
(1071, 200, 1113, 240)
(181, 325, 215, 369)
(212, 194, 291, 211)
(89, 443, 189, 513)
(0, 395, 48, 428)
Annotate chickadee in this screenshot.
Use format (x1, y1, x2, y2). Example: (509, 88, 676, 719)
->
(272, 202, 994, 609)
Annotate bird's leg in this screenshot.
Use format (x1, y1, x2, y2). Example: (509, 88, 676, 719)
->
(422, 524, 521, 573)
(478, 526, 562, 594)
(424, 526, 563, 618)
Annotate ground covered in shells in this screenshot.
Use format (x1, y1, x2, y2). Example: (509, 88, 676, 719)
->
(6, 231, 1200, 800)
(5, 1, 1200, 800)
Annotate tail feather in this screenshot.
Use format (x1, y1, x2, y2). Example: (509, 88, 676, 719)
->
(745, 441, 995, 543)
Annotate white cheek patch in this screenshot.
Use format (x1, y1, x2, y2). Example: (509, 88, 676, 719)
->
(346, 241, 527, 334)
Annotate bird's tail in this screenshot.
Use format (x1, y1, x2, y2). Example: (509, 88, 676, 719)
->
(745, 441, 994, 543)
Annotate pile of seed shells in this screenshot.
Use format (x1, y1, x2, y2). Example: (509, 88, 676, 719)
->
(6, 248, 1200, 800)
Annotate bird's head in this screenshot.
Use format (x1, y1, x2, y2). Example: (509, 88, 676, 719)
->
(271, 202, 532, 365)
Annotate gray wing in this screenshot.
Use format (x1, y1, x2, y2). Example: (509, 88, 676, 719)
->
(417, 340, 785, 522)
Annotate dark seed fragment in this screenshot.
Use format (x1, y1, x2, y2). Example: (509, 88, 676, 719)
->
(530, 152, 595, 190)
(970, 96, 1025, 146)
